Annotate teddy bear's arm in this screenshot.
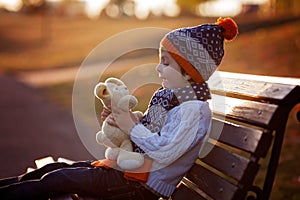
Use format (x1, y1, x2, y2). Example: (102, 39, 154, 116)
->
(117, 95, 138, 111)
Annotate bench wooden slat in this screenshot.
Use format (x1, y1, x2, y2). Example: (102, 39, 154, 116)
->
(211, 94, 278, 128)
(208, 71, 300, 104)
(172, 181, 207, 200)
(184, 164, 243, 200)
(200, 142, 259, 182)
(209, 119, 273, 157)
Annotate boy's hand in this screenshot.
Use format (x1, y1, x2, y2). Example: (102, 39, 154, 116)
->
(106, 115, 118, 127)
(101, 106, 118, 127)
(111, 105, 137, 134)
(101, 106, 111, 122)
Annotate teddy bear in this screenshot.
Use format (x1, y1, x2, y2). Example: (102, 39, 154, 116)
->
(94, 77, 144, 170)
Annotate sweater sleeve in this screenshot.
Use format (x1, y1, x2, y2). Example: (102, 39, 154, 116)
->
(130, 101, 211, 166)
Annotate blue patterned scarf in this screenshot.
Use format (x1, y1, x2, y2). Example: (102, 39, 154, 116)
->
(133, 82, 211, 153)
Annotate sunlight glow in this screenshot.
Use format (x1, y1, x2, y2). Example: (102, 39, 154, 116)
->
(123, 1, 135, 16)
(134, 0, 180, 20)
(0, 0, 269, 19)
(0, 0, 22, 12)
(84, 0, 109, 19)
(105, 3, 120, 18)
(242, 0, 268, 4)
(198, 0, 242, 17)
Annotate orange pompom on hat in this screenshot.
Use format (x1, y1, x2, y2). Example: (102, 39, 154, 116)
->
(161, 17, 238, 83)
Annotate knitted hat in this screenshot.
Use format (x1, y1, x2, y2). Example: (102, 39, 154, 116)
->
(161, 17, 238, 82)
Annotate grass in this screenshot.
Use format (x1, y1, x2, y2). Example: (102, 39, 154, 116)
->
(1, 12, 300, 199)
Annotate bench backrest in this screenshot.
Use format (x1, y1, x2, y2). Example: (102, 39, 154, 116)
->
(172, 71, 300, 200)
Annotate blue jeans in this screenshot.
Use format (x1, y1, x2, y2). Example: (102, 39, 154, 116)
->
(0, 161, 159, 200)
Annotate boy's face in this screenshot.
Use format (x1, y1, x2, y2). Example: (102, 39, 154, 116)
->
(156, 48, 190, 89)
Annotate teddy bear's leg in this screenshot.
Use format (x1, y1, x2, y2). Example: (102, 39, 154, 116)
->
(117, 140, 144, 170)
(105, 147, 120, 161)
(119, 138, 133, 151)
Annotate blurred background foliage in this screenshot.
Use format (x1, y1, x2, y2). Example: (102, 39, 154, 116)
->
(0, 0, 300, 18)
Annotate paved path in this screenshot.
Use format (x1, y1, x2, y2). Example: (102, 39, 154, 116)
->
(0, 74, 94, 179)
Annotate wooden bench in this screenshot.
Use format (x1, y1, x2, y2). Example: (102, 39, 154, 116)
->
(171, 71, 300, 200)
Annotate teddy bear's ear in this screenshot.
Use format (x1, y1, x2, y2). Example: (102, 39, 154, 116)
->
(94, 83, 109, 99)
(106, 77, 125, 86)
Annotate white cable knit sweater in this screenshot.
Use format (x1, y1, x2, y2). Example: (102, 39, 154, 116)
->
(130, 100, 212, 197)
